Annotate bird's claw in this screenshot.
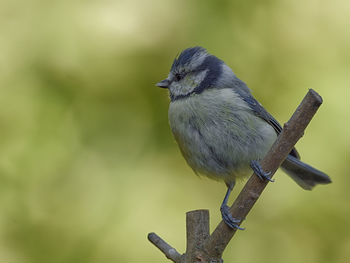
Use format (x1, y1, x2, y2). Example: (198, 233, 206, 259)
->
(220, 205, 245, 230)
(250, 160, 274, 182)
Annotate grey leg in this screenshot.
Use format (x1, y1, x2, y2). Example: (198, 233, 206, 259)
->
(250, 160, 274, 182)
(220, 182, 244, 230)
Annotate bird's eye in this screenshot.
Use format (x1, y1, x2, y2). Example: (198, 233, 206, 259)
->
(174, 73, 183, 81)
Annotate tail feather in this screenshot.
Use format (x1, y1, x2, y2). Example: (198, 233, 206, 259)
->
(281, 155, 332, 190)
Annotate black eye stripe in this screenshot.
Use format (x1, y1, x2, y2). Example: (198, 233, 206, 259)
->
(174, 72, 188, 81)
(175, 73, 182, 81)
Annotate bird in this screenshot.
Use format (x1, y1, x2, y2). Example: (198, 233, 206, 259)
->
(156, 46, 331, 229)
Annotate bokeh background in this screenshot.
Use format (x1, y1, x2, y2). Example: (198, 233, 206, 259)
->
(1, 0, 349, 262)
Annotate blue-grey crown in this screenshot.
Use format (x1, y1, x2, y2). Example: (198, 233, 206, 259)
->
(171, 46, 206, 71)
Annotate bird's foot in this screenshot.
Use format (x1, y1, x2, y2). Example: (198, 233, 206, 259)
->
(220, 204, 244, 230)
(250, 160, 274, 182)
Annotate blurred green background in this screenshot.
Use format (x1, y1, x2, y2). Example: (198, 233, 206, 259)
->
(0, 0, 349, 262)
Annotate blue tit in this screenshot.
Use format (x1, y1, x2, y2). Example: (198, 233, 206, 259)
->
(156, 46, 331, 229)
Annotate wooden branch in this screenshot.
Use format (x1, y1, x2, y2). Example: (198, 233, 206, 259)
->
(185, 210, 210, 263)
(148, 232, 183, 263)
(148, 89, 323, 263)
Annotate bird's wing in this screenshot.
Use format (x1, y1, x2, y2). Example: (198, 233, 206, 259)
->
(232, 78, 300, 159)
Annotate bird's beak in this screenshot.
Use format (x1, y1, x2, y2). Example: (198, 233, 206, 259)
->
(156, 79, 170, 89)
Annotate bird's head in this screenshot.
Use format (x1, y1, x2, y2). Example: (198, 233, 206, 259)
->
(156, 47, 232, 101)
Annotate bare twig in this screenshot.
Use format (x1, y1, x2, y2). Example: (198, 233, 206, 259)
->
(148, 89, 323, 263)
(148, 232, 182, 263)
(185, 210, 210, 263)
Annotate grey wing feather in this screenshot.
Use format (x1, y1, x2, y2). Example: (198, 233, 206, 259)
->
(229, 77, 331, 190)
(231, 77, 300, 159)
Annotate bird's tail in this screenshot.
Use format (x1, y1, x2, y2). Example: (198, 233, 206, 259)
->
(281, 155, 332, 190)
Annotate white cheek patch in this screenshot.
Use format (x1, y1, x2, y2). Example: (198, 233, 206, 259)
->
(192, 69, 208, 86)
(169, 69, 208, 98)
(170, 81, 192, 97)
